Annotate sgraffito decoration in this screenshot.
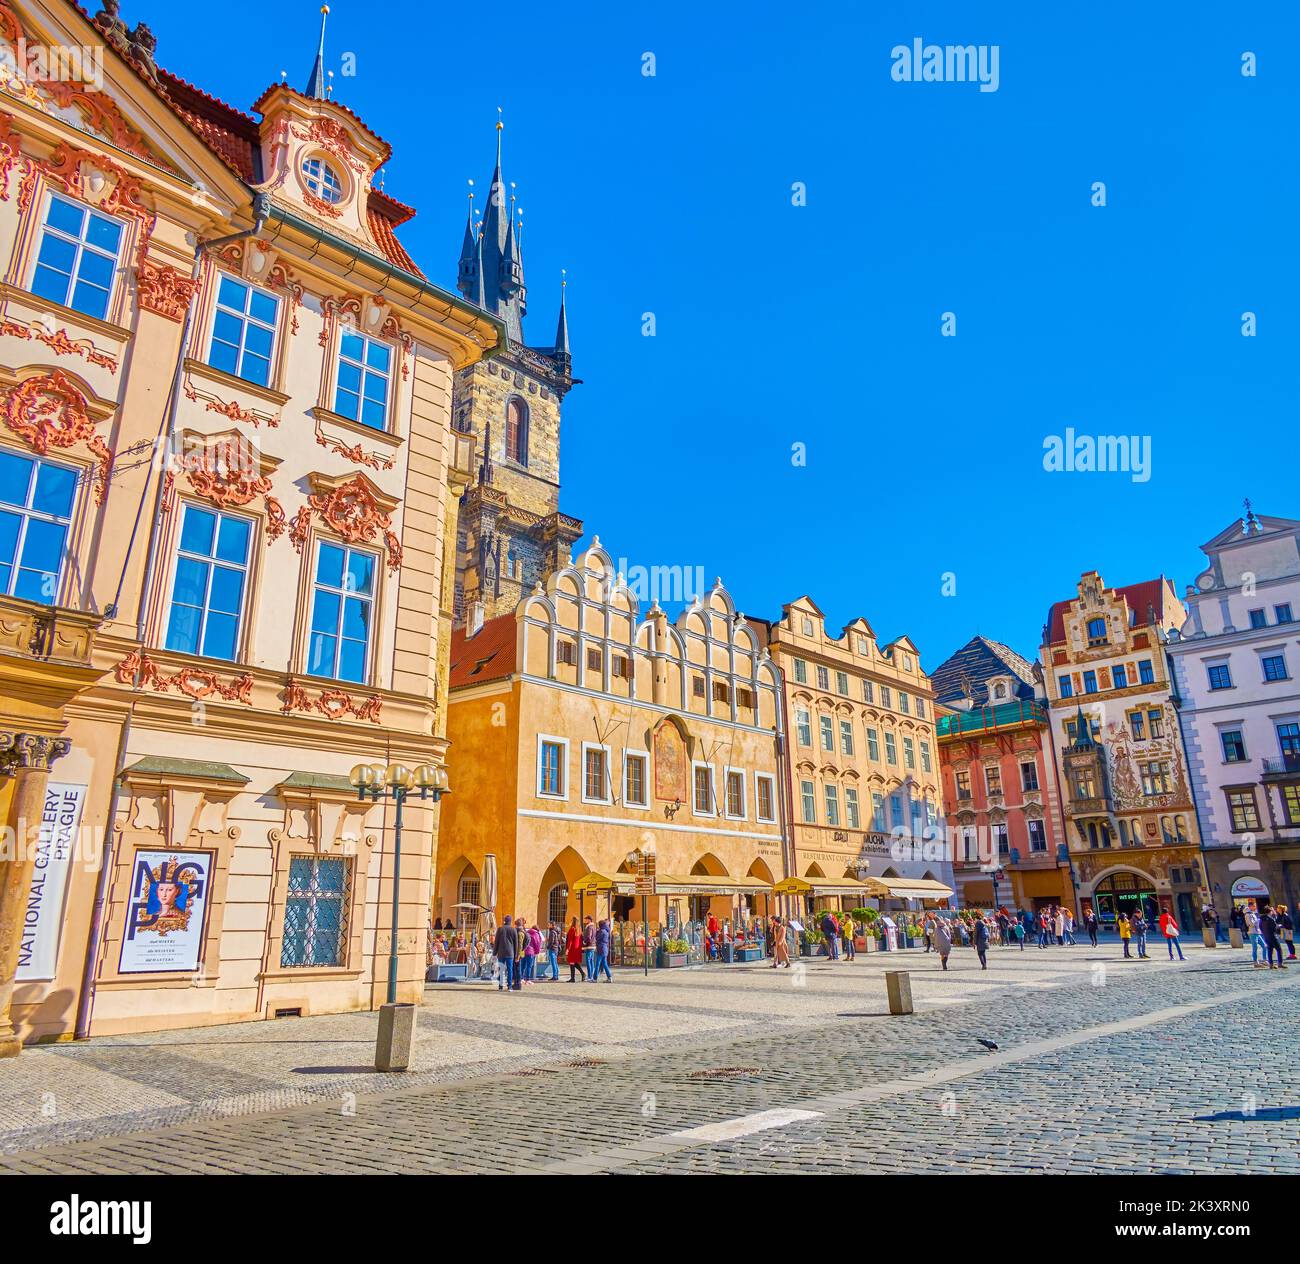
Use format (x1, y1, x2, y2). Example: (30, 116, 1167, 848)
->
(280, 676, 383, 724)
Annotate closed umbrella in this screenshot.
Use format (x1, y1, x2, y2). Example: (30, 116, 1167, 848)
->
(482, 854, 497, 938)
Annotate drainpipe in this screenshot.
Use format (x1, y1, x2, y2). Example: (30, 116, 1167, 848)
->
(127, 193, 271, 644)
(772, 660, 797, 920)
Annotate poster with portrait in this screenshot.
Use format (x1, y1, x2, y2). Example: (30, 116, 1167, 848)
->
(118, 850, 212, 974)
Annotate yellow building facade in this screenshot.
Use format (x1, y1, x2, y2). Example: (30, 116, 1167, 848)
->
(0, 0, 495, 1051)
(757, 597, 951, 906)
(437, 541, 790, 931)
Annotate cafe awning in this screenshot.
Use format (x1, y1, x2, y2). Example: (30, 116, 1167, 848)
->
(571, 872, 772, 897)
(772, 876, 870, 897)
(861, 877, 954, 900)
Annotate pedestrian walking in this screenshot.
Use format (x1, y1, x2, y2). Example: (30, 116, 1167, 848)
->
(493, 916, 518, 992)
(1158, 909, 1185, 961)
(1065, 909, 1076, 946)
(1054, 906, 1066, 946)
(972, 914, 989, 969)
(1013, 917, 1025, 950)
(934, 917, 952, 970)
(592, 918, 614, 981)
(1279, 905, 1296, 960)
(1258, 904, 1285, 969)
(546, 921, 562, 980)
(581, 915, 596, 979)
(772, 916, 791, 968)
(1131, 908, 1149, 959)
(1084, 908, 1099, 948)
(841, 912, 856, 961)
(565, 917, 585, 981)
(1037, 909, 1050, 949)
(1246, 906, 1266, 967)
(820, 910, 840, 960)
(1118, 912, 1132, 958)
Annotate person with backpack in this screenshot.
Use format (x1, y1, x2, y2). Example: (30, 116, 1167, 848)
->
(492, 916, 518, 992)
(545, 921, 562, 980)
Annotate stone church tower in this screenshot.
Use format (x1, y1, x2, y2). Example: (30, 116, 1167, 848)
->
(450, 122, 582, 627)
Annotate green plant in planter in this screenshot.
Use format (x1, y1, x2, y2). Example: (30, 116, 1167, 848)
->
(851, 907, 879, 924)
(662, 938, 689, 954)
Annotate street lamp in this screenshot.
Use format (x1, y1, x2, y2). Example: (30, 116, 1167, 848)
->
(349, 760, 450, 1071)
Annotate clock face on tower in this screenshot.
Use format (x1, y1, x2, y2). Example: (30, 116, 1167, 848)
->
(1195, 572, 1216, 592)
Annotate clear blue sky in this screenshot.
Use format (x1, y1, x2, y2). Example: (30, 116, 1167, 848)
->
(149, 0, 1298, 670)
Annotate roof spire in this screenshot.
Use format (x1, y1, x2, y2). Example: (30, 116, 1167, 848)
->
(554, 269, 571, 366)
(456, 179, 478, 299)
(305, 4, 330, 100)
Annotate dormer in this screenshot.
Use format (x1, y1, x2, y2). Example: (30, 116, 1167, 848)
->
(253, 83, 392, 251)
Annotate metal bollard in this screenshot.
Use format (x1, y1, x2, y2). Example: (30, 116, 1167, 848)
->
(885, 970, 913, 1015)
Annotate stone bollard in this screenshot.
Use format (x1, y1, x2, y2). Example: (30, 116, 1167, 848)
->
(1229, 928, 1244, 949)
(1202, 927, 1217, 948)
(375, 1002, 416, 1072)
(885, 970, 913, 1016)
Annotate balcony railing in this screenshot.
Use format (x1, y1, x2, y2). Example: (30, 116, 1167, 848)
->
(936, 698, 1048, 738)
(1262, 754, 1300, 778)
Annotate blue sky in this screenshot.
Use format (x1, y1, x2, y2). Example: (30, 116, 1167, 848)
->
(151, 1, 1298, 670)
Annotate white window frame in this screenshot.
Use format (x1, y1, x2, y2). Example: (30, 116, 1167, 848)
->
(723, 766, 747, 820)
(800, 779, 816, 824)
(302, 154, 344, 203)
(580, 741, 612, 805)
(819, 713, 834, 752)
(30, 190, 125, 319)
(0, 447, 78, 604)
(208, 272, 280, 386)
(306, 539, 378, 684)
(839, 718, 854, 756)
(536, 733, 569, 801)
(162, 500, 254, 663)
(622, 748, 650, 810)
(334, 327, 395, 431)
(824, 782, 840, 827)
(755, 773, 777, 824)
(691, 760, 717, 817)
(845, 786, 860, 829)
(795, 706, 812, 747)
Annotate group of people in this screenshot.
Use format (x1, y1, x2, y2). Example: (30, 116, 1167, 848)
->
(488, 915, 615, 991)
(1241, 903, 1295, 968)
(1115, 907, 1186, 960)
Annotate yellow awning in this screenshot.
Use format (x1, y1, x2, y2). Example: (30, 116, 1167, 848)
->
(570, 872, 635, 895)
(861, 877, 954, 900)
(773, 876, 869, 897)
(570, 873, 773, 897)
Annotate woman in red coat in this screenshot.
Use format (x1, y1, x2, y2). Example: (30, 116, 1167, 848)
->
(565, 917, 586, 982)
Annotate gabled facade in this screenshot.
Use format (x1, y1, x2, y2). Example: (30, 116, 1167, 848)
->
(758, 597, 952, 904)
(932, 636, 1070, 911)
(437, 540, 788, 930)
(1167, 508, 1300, 916)
(0, 0, 497, 1051)
(1040, 570, 1205, 929)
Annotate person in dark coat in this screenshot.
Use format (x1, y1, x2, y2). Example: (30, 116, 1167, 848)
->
(971, 915, 989, 970)
(592, 918, 613, 981)
(492, 916, 518, 992)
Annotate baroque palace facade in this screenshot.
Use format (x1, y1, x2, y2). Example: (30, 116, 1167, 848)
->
(0, 0, 496, 1051)
(1040, 571, 1206, 929)
(438, 542, 789, 929)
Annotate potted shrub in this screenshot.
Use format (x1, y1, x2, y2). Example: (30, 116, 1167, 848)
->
(801, 928, 826, 957)
(851, 907, 876, 951)
(658, 937, 690, 968)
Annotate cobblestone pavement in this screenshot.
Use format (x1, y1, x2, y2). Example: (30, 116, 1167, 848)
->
(2, 944, 1296, 1174)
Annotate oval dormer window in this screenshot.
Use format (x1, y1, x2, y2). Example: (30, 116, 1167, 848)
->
(302, 156, 343, 204)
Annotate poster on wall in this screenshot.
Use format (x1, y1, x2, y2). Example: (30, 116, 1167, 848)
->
(118, 851, 212, 975)
(15, 782, 88, 982)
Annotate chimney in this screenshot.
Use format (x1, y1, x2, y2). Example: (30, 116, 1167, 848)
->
(467, 599, 485, 639)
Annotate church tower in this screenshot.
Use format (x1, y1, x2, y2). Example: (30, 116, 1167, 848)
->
(451, 120, 582, 627)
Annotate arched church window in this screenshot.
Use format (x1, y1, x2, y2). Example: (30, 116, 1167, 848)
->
(506, 397, 528, 465)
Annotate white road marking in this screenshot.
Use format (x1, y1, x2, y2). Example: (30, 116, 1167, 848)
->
(668, 1108, 822, 1143)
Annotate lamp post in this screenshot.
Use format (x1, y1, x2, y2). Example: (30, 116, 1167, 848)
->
(350, 760, 450, 1069)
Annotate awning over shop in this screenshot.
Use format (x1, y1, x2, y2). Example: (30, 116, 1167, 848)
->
(861, 877, 954, 900)
(772, 876, 870, 897)
(570, 873, 772, 897)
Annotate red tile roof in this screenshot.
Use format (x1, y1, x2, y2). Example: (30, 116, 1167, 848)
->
(1046, 577, 1171, 644)
(449, 613, 517, 689)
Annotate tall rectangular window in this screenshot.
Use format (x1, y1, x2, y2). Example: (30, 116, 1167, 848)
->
(307, 541, 375, 683)
(1226, 788, 1260, 832)
(1248, 609, 1267, 629)
(625, 752, 647, 807)
(844, 787, 860, 828)
(816, 665, 829, 690)
(539, 739, 565, 797)
(0, 449, 76, 604)
(1147, 709, 1164, 739)
(819, 715, 834, 752)
(889, 793, 904, 828)
(871, 792, 885, 830)
(208, 275, 279, 386)
(1138, 659, 1155, 685)
(1082, 670, 1097, 694)
(1028, 818, 1047, 852)
(725, 770, 744, 818)
(839, 719, 854, 756)
(880, 686, 892, 709)
(884, 732, 897, 765)
(693, 764, 714, 814)
(793, 658, 807, 684)
(898, 691, 910, 715)
(903, 736, 915, 769)
(1278, 723, 1300, 757)
(1275, 603, 1294, 624)
(921, 741, 932, 773)
(835, 671, 848, 696)
(165, 505, 251, 661)
(1020, 760, 1039, 791)
(334, 330, 392, 429)
(800, 779, 815, 823)
(1058, 675, 1073, 698)
(795, 707, 812, 747)
(756, 775, 775, 823)
(1129, 711, 1145, 740)
(30, 193, 122, 320)
(866, 727, 880, 761)
(281, 856, 349, 967)
(584, 746, 609, 802)
(824, 784, 840, 827)
(955, 769, 971, 800)
(1112, 664, 1127, 689)
(984, 762, 1001, 794)
(862, 680, 874, 704)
